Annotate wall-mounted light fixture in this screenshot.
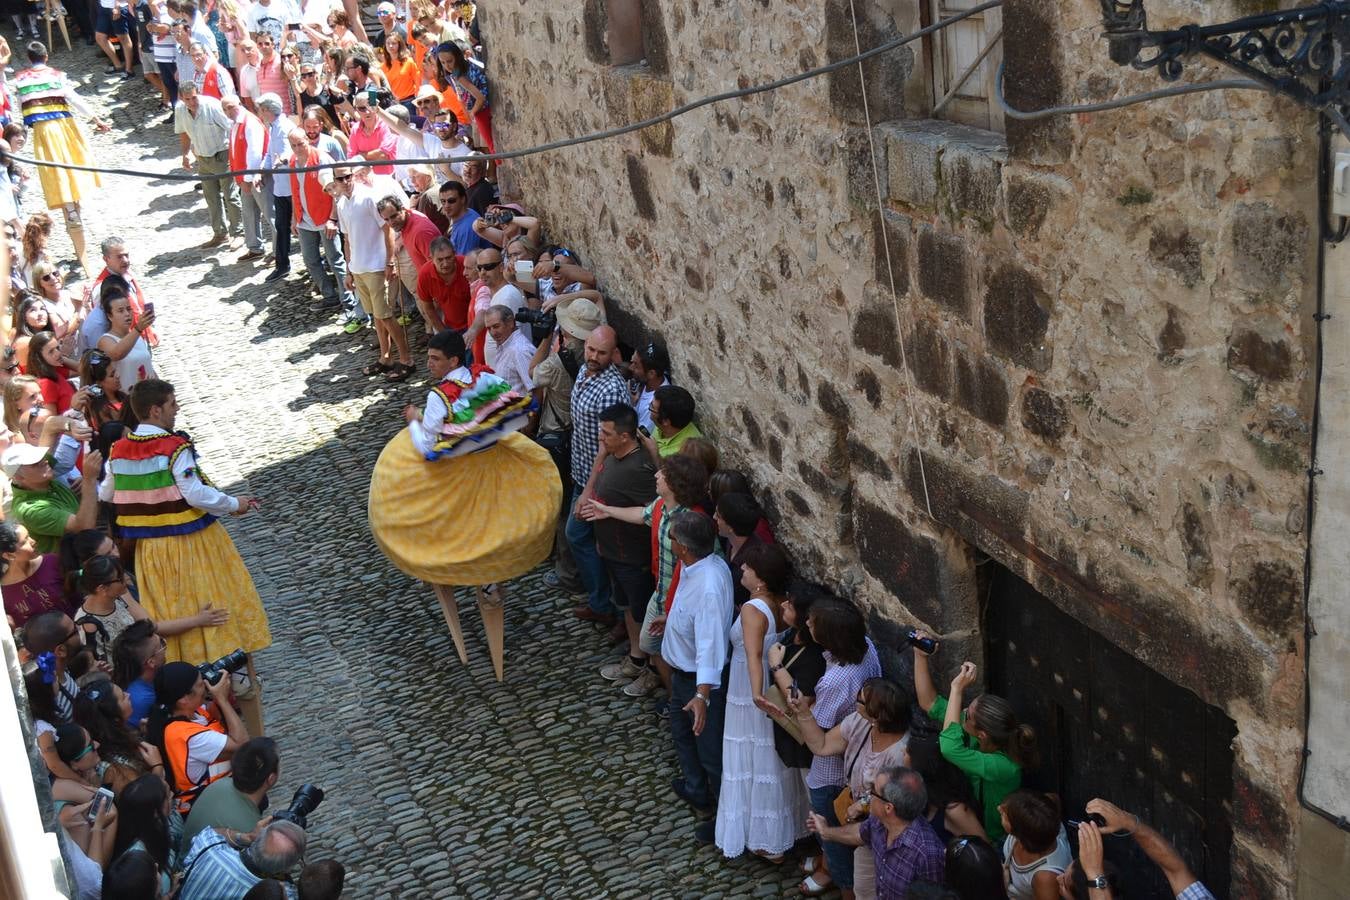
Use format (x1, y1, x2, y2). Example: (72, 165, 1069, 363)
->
(1099, 0, 1350, 130)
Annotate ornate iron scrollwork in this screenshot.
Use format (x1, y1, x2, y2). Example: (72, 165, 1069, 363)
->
(1099, 1, 1350, 130)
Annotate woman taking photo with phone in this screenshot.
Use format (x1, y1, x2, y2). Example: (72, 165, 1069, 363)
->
(96, 284, 156, 390)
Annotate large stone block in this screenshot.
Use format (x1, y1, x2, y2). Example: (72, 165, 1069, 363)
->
(629, 72, 675, 157)
(884, 122, 941, 210)
(852, 295, 902, 369)
(1020, 386, 1068, 442)
(824, 0, 914, 125)
(941, 138, 1005, 223)
(903, 449, 1029, 548)
(983, 261, 1053, 371)
(1228, 554, 1302, 646)
(905, 318, 953, 400)
(852, 494, 977, 633)
(1002, 0, 1070, 163)
(917, 226, 970, 319)
(872, 208, 911, 296)
(1231, 201, 1310, 293)
(954, 349, 1009, 428)
(1227, 324, 1294, 381)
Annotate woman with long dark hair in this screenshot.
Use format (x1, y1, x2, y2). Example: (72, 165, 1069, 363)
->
(95, 284, 156, 390)
(791, 677, 912, 900)
(2, 520, 73, 627)
(12, 293, 54, 370)
(434, 41, 492, 149)
(30, 261, 84, 359)
(71, 555, 227, 663)
(944, 834, 1008, 900)
(912, 633, 1040, 843)
(904, 738, 988, 845)
(110, 773, 179, 892)
(74, 677, 164, 792)
(51, 722, 120, 864)
(26, 330, 76, 413)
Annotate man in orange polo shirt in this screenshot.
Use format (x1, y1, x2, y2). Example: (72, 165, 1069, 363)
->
(416, 236, 471, 336)
(286, 129, 367, 332)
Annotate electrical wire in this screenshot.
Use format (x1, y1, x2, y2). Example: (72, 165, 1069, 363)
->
(994, 63, 1272, 120)
(2, 0, 1005, 182)
(846, 0, 934, 520)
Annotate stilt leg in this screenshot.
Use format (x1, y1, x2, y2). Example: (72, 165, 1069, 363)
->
(478, 584, 505, 682)
(237, 656, 264, 737)
(434, 583, 468, 665)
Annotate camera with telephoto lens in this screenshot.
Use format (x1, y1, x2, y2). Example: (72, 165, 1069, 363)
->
(273, 784, 325, 828)
(515, 307, 557, 344)
(905, 629, 939, 655)
(198, 649, 248, 687)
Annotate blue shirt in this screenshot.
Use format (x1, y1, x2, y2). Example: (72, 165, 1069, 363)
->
(127, 678, 155, 728)
(448, 208, 489, 255)
(179, 828, 297, 900)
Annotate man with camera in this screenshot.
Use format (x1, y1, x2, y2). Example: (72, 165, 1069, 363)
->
(438, 179, 490, 256)
(180, 736, 280, 853)
(179, 818, 307, 899)
(148, 660, 250, 815)
(527, 296, 603, 596)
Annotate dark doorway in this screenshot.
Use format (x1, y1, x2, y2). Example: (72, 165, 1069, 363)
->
(984, 563, 1235, 899)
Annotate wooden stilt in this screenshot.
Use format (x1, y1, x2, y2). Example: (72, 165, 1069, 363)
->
(478, 585, 505, 682)
(433, 584, 468, 665)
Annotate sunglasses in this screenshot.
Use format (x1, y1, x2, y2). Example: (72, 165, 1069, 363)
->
(476, 260, 500, 271)
(281, 53, 296, 59)
(72, 742, 96, 762)
(88, 351, 109, 367)
(301, 71, 317, 77)
(41, 272, 59, 281)
(334, 174, 353, 182)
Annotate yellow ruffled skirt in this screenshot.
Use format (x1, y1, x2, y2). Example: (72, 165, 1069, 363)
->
(136, 521, 273, 663)
(369, 429, 561, 585)
(31, 117, 100, 209)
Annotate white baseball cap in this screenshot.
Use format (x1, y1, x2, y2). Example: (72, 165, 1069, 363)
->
(1, 443, 50, 479)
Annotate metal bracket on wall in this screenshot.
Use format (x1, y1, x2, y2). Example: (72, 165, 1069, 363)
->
(1099, 1, 1350, 132)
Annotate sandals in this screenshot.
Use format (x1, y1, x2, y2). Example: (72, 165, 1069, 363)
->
(385, 362, 415, 381)
(799, 874, 832, 896)
(800, 855, 819, 875)
(362, 361, 392, 376)
(752, 849, 785, 865)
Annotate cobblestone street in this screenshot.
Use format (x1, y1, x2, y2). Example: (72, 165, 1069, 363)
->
(30, 40, 810, 900)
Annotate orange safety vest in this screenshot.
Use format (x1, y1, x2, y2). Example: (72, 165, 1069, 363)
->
(290, 147, 335, 227)
(164, 709, 232, 813)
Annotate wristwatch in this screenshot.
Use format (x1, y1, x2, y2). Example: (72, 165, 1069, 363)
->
(1086, 875, 1109, 890)
(691, 693, 708, 705)
(769, 663, 783, 673)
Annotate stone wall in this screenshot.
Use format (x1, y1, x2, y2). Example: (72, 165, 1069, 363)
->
(481, 0, 1317, 893)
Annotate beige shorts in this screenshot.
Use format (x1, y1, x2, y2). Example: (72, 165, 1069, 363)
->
(638, 591, 663, 656)
(353, 271, 393, 319)
(395, 244, 419, 297)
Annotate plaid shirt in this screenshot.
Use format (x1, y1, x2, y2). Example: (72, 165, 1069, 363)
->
(860, 814, 945, 899)
(807, 637, 882, 789)
(645, 499, 688, 608)
(569, 363, 629, 486)
(1177, 884, 1217, 900)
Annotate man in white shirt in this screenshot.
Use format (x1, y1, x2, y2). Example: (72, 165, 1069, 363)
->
(174, 81, 241, 249)
(484, 306, 535, 393)
(659, 510, 732, 841)
(221, 96, 269, 260)
(331, 165, 412, 379)
(245, 0, 299, 47)
(467, 247, 525, 367)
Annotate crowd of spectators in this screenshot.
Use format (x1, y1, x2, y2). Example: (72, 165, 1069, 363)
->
(0, 1, 1228, 897)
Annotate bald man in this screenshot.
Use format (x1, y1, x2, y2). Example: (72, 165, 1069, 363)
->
(564, 324, 631, 625)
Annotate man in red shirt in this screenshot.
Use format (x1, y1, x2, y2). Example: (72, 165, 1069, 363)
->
(377, 194, 445, 334)
(416, 237, 471, 335)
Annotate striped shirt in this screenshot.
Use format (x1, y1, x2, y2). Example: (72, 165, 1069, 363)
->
(179, 829, 298, 900)
(644, 499, 687, 610)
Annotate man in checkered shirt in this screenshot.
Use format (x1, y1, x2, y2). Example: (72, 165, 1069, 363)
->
(565, 325, 630, 626)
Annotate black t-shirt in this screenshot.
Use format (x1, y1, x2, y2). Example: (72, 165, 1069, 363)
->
(298, 88, 340, 125)
(465, 178, 498, 216)
(592, 446, 656, 563)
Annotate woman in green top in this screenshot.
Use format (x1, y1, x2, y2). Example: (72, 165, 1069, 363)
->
(912, 632, 1040, 842)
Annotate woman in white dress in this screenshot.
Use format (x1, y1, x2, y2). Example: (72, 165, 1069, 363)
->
(715, 542, 810, 860)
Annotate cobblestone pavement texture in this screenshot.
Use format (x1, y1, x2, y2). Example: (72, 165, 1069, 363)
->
(35, 42, 816, 898)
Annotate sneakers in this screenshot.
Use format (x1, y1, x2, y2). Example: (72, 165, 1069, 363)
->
(396, 312, 413, 326)
(600, 656, 644, 682)
(343, 319, 366, 334)
(622, 667, 661, 697)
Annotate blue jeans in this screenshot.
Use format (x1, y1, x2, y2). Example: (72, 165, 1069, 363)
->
(669, 669, 726, 809)
(809, 783, 854, 889)
(297, 227, 365, 321)
(564, 486, 611, 616)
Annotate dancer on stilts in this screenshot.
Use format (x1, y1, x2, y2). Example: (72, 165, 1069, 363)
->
(8, 39, 109, 275)
(369, 330, 561, 681)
